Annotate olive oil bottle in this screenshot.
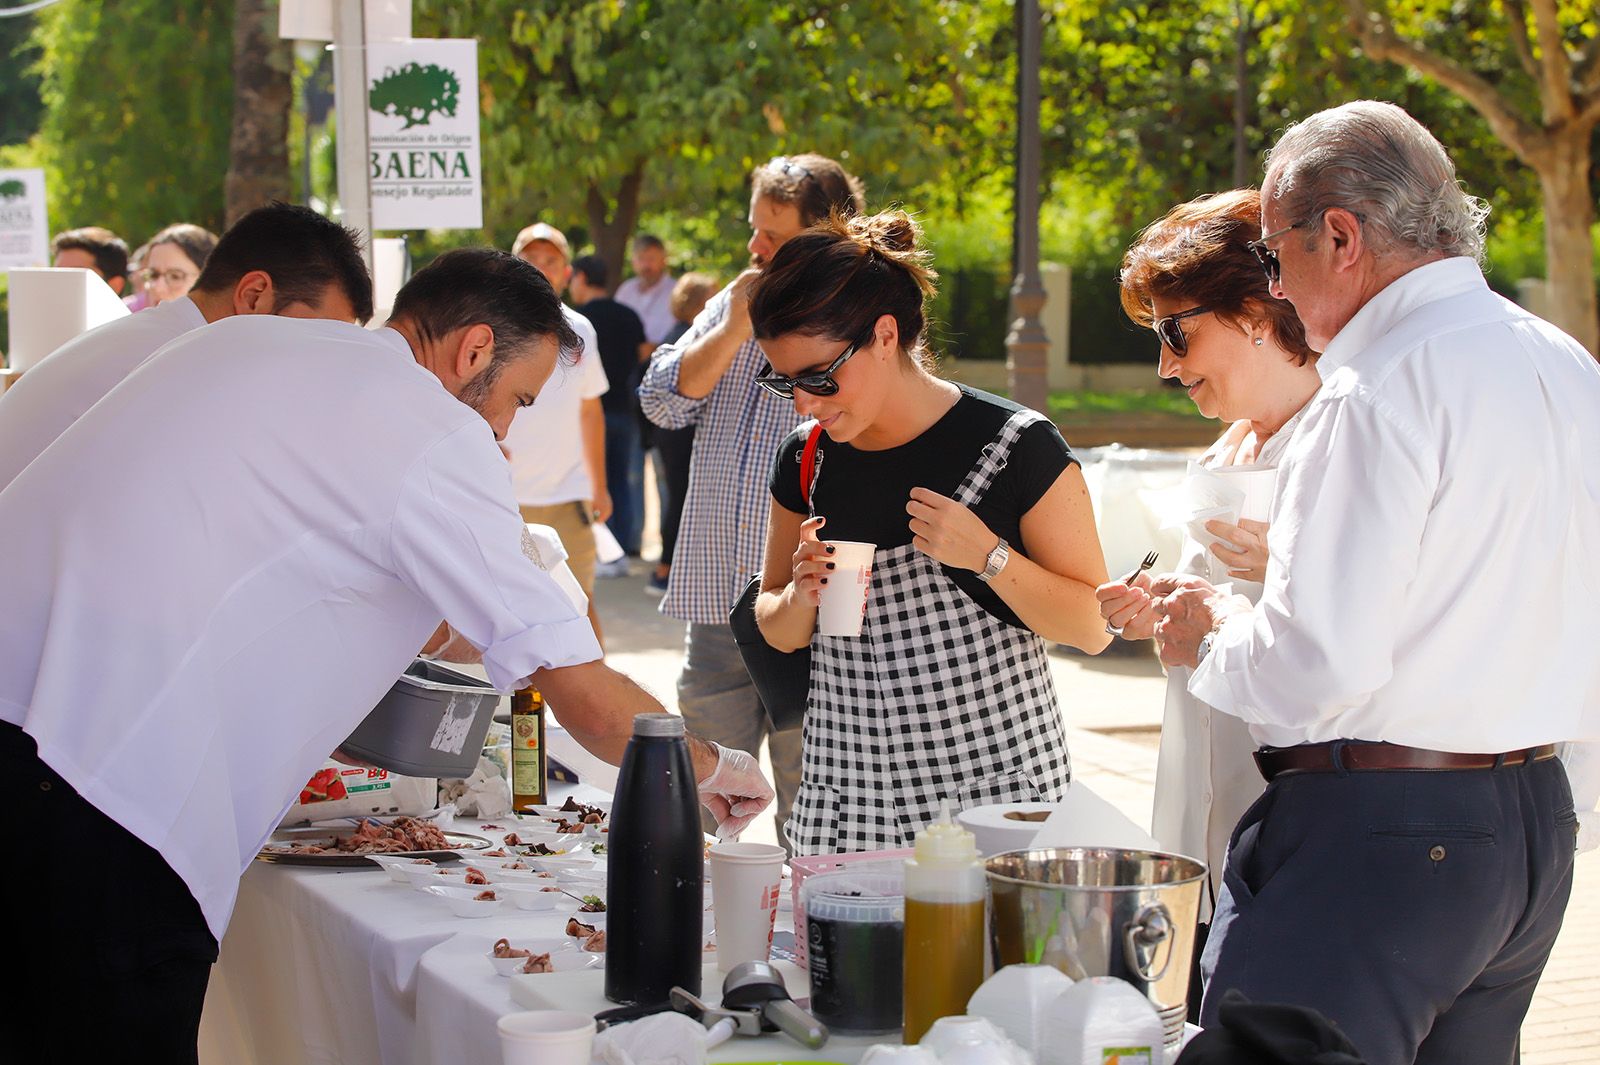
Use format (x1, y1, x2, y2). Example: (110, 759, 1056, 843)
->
(509, 687, 546, 810)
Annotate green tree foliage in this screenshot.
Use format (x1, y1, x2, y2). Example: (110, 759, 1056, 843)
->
(413, 0, 981, 286)
(0, 11, 43, 147)
(30, 0, 234, 242)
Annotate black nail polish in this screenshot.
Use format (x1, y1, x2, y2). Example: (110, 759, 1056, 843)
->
(826, 545, 836, 554)
(826, 562, 836, 570)
(820, 577, 829, 585)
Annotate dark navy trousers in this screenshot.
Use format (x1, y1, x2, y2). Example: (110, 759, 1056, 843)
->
(1201, 752, 1577, 1064)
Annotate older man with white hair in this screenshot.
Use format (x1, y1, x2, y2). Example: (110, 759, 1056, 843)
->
(1099, 100, 1600, 1062)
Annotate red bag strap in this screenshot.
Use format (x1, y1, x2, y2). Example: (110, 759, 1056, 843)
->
(799, 421, 825, 505)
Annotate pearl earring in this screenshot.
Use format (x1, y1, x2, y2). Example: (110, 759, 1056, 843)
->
(1253, 337, 1264, 347)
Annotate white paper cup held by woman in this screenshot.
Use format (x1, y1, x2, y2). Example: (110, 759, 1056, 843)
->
(497, 1010, 595, 1065)
(817, 540, 876, 636)
(708, 841, 787, 971)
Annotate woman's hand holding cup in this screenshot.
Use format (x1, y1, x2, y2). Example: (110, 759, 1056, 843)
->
(789, 515, 836, 607)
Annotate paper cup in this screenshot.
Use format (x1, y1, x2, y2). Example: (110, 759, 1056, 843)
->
(497, 1010, 595, 1065)
(816, 540, 875, 637)
(708, 841, 787, 972)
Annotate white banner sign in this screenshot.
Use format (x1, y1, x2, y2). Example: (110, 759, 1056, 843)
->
(366, 38, 483, 231)
(0, 169, 49, 269)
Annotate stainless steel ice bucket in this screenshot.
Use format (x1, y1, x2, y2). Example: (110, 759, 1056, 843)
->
(986, 847, 1207, 1047)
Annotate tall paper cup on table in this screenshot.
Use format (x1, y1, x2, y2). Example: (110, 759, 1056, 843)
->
(709, 841, 787, 971)
(817, 540, 875, 636)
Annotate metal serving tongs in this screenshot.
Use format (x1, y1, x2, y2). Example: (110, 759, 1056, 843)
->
(595, 961, 829, 1050)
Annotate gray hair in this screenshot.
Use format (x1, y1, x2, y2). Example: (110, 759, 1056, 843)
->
(1264, 100, 1489, 264)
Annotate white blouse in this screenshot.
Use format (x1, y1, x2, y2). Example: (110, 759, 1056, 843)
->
(0, 315, 602, 937)
(1152, 409, 1306, 915)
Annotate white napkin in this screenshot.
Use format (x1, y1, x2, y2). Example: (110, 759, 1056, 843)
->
(592, 1013, 719, 1065)
(437, 756, 512, 818)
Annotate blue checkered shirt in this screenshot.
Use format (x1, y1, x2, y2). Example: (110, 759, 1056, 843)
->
(638, 284, 803, 624)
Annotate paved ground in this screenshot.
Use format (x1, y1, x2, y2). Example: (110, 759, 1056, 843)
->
(591, 562, 1599, 1062)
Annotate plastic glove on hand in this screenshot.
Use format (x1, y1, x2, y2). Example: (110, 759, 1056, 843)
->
(697, 742, 775, 840)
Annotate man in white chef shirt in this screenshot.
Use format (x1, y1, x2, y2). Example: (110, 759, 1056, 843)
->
(1099, 101, 1600, 1063)
(0, 201, 372, 493)
(0, 247, 774, 1060)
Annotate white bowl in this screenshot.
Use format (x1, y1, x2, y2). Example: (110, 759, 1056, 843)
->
(366, 855, 417, 883)
(920, 1015, 1010, 1059)
(497, 883, 564, 912)
(405, 865, 465, 890)
(568, 909, 607, 929)
(426, 884, 505, 917)
(485, 937, 575, 975)
(501, 949, 600, 976)
(529, 855, 596, 875)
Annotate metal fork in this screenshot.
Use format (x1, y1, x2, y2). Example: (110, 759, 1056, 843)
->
(1105, 550, 1159, 637)
(1121, 549, 1159, 584)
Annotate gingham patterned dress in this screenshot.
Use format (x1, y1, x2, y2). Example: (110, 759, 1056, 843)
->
(787, 409, 1072, 854)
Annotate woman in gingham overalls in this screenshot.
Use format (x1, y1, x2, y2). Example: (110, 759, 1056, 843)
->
(747, 209, 1113, 853)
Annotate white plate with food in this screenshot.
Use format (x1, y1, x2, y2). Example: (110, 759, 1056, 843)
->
(258, 818, 492, 867)
(427, 884, 507, 917)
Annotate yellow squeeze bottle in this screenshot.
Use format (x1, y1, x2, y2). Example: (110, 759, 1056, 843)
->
(902, 800, 986, 1044)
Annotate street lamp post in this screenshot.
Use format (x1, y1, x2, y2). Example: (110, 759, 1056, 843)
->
(1006, 0, 1049, 414)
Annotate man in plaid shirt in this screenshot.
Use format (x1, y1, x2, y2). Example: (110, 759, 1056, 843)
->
(639, 154, 864, 846)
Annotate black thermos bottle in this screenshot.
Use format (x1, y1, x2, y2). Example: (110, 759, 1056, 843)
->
(604, 713, 704, 1004)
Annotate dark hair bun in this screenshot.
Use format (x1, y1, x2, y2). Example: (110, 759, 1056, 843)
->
(843, 209, 936, 296)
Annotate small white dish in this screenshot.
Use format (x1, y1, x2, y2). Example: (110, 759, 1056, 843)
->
(485, 937, 575, 975)
(426, 884, 505, 917)
(367, 855, 416, 883)
(920, 1015, 1010, 1060)
(497, 883, 563, 911)
(530, 855, 596, 875)
(405, 865, 464, 891)
(509, 949, 600, 975)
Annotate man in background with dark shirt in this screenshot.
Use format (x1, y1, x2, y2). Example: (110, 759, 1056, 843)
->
(570, 254, 649, 569)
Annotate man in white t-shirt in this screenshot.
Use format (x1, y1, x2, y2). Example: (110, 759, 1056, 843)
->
(0, 202, 372, 493)
(615, 233, 676, 346)
(509, 222, 608, 615)
(0, 248, 773, 1061)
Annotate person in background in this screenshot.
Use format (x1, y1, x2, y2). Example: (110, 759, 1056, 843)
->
(138, 223, 219, 307)
(505, 222, 609, 638)
(50, 226, 130, 295)
(1107, 188, 1322, 1011)
(0, 202, 372, 494)
(1112, 100, 1599, 1062)
(615, 233, 677, 352)
(569, 253, 649, 570)
(123, 241, 153, 312)
(639, 153, 865, 846)
(646, 271, 720, 596)
(751, 209, 1111, 851)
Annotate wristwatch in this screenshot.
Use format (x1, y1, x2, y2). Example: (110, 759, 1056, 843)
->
(1196, 630, 1216, 664)
(977, 538, 1010, 584)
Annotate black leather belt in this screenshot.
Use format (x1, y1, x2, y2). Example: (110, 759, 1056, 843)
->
(1254, 741, 1558, 783)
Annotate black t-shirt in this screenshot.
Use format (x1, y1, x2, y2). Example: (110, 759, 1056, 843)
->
(769, 386, 1076, 628)
(575, 298, 647, 414)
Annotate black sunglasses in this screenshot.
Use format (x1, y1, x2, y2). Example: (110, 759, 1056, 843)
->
(1153, 306, 1211, 357)
(755, 326, 874, 400)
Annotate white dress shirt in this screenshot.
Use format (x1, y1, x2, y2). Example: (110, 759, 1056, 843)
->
(1190, 257, 1600, 844)
(0, 315, 602, 937)
(615, 272, 676, 344)
(0, 294, 206, 492)
(503, 306, 607, 506)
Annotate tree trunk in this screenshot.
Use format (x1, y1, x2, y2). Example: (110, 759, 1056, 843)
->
(1538, 131, 1600, 357)
(585, 163, 646, 296)
(225, 0, 293, 226)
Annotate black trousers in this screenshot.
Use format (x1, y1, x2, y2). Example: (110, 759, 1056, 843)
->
(1202, 752, 1578, 1064)
(1, 723, 218, 1063)
(653, 424, 695, 568)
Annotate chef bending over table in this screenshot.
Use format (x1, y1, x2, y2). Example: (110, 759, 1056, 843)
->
(0, 247, 774, 1063)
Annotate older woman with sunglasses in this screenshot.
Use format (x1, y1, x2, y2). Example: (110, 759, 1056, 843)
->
(1098, 188, 1321, 914)
(748, 209, 1111, 853)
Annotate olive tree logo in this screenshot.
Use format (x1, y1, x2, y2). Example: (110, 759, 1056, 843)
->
(0, 179, 25, 201)
(369, 62, 461, 129)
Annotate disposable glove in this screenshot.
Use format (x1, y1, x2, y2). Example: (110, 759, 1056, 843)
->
(696, 742, 775, 840)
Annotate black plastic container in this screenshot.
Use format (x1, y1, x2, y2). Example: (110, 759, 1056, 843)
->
(604, 713, 704, 1005)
